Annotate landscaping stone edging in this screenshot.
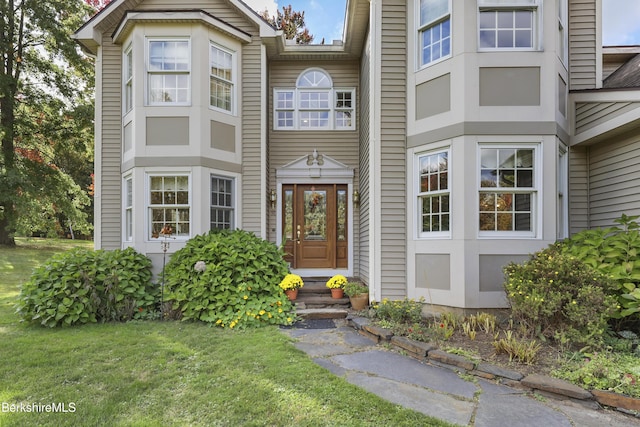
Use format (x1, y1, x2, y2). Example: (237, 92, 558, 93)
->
(347, 315, 640, 416)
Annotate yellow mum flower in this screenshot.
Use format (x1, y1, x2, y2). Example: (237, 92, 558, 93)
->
(259, 310, 266, 315)
(243, 295, 248, 300)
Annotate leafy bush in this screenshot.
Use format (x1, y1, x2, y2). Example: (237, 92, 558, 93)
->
(372, 298, 424, 324)
(17, 247, 156, 327)
(558, 214, 640, 319)
(504, 246, 617, 347)
(163, 230, 294, 328)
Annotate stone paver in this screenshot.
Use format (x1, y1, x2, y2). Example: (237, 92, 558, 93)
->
(280, 320, 640, 427)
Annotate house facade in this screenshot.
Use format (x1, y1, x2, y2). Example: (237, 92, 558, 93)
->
(74, 0, 640, 309)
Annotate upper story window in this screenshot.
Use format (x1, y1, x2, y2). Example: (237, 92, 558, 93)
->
(274, 69, 355, 131)
(417, 149, 450, 237)
(479, 145, 537, 236)
(418, 0, 451, 67)
(147, 39, 190, 105)
(478, 0, 540, 50)
(557, 0, 568, 65)
(210, 44, 234, 113)
(124, 46, 133, 113)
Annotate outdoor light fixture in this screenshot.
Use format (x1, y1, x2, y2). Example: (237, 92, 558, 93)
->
(353, 190, 360, 208)
(270, 189, 277, 209)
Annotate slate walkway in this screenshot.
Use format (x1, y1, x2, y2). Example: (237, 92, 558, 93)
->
(280, 319, 640, 427)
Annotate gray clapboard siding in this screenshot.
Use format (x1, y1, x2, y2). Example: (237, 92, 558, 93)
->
(379, 0, 407, 300)
(241, 38, 264, 235)
(136, 0, 257, 33)
(358, 28, 371, 284)
(589, 135, 640, 227)
(100, 34, 124, 250)
(267, 60, 361, 268)
(575, 102, 640, 134)
(569, 0, 597, 90)
(569, 146, 589, 234)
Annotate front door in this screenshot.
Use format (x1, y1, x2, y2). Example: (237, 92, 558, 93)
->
(282, 184, 348, 269)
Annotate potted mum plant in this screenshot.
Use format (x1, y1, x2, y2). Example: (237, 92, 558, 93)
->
(279, 274, 304, 301)
(344, 282, 369, 311)
(326, 274, 348, 299)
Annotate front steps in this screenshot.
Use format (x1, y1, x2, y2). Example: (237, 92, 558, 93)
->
(295, 278, 350, 320)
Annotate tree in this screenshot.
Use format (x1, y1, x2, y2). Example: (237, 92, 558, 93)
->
(0, 0, 95, 245)
(260, 5, 314, 44)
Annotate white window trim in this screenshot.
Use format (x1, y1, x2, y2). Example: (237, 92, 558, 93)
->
(145, 38, 191, 106)
(477, 0, 543, 52)
(123, 175, 133, 242)
(477, 143, 541, 239)
(416, 148, 451, 239)
(557, 0, 568, 66)
(123, 45, 133, 114)
(210, 174, 236, 230)
(209, 42, 236, 115)
(146, 173, 192, 241)
(417, 0, 452, 69)
(274, 68, 356, 131)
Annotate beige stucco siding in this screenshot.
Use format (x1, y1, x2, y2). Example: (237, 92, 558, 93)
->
(241, 38, 264, 235)
(569, 0, 598, 90)
(379, 0, 407, 299)
(100, 33, 124, 250)
(589, 135, 640, 227)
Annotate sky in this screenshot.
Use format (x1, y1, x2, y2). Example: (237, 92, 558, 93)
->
(243, 0, 640, 47)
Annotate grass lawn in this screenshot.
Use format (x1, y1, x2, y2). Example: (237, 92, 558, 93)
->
(0, 239, 453, 427)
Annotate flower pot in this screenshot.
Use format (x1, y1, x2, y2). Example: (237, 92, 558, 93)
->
(349, 293, 369, 311)
(330, 288, 344, 299)
(285, 289, 298, 301)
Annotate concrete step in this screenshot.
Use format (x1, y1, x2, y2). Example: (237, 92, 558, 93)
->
(296, 308, 349, 320)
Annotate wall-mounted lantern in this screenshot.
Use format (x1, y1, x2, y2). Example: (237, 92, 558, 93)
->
(270, 189, 277, 209)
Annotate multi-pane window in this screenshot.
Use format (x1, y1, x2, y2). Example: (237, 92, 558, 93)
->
(147, 39, 190, 104)
(124, 47, 133, 113)
(124, 177, 133, 241)
(149, 175, 190, 238)
(479, 1, 538, 49)
(211, 176, 234, 230)
(479, 147, 536, 233)
(210, 44, 233, 113)
(418, 150, 450, 235)
(558, 0, 568, 64)
(274, 69, 355, 130)
(418, 0, 451, 67)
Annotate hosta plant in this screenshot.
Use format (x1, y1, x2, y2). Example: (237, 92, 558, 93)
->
(163, 230, 294, 328)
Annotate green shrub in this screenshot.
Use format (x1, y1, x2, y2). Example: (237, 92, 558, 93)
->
(558, 214, 640, 319)
(372, 298, 424, 324)
(163, 230, 294, 328)
(17, 247, 156, 327)
(504, 246, 617, 347)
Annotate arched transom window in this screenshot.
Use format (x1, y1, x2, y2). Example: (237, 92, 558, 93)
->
(274, 68, 355, 130)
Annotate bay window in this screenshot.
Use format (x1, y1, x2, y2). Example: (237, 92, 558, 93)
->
(417, 150, 450, 236)
(211, 175, 234, 230)
(210, 44, 234, 113)
(149, 175, 190, 239)
(478, 0, 539, 50)
(479, 146, 537, 235)
(418, 0, 451, 67)
(147, 39, 190, 105)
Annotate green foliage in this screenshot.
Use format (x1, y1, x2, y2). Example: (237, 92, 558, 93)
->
(17, 247, 156, 327)
(553, 351, 640, 398)
(558, 214, 640, 319)
(492, 330, 542, 364)
(504, 246, 617, 347)
(343, 281, 368, 297)
(163, 230, 294, 328)
(372, 297, 424, 324)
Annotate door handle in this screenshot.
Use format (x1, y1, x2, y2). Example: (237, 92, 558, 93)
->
(296, 229, 301, 244)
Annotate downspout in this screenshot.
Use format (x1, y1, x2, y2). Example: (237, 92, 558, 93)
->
(369, 0, 382, 302)
(260, 42, 268, 239)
